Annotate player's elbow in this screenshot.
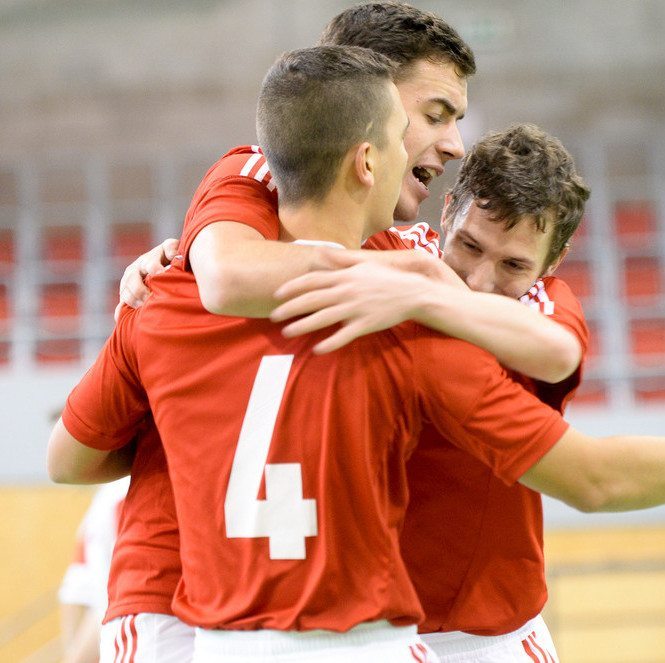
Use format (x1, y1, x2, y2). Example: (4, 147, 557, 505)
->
(196, 261, 238, 314)
(535, 336, 582, 384)
(47, 454, 76, 484)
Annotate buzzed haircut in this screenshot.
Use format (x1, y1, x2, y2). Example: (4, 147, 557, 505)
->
(446, 123, 591, 269)
(318, 1, 476, 81)
(256, 45, 398, 206)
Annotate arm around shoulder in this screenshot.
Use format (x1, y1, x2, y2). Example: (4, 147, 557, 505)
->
(190, 221, 339, 317)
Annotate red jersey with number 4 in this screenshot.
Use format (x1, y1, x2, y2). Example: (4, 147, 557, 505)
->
(62, 259, 567, 632)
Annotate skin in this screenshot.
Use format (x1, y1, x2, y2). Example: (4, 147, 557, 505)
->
(116, 57, 468, 313)
(442, 200, 568, 299)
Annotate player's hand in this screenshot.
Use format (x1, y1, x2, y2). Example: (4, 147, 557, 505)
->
(271, 262, 431, 353)
(115, 238, 180, 321)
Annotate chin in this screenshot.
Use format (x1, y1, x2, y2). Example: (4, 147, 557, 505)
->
(393, 197, 420, 223)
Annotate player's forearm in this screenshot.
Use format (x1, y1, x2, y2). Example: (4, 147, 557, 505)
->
(413, 284, 581, 382)
(521, 430, 665, 512)
(192, 230, 337, 317)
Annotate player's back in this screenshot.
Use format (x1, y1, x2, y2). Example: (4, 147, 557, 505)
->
(134, 260, 424, 631)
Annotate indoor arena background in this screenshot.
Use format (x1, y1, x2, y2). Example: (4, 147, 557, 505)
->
(1, 1, 665, 661)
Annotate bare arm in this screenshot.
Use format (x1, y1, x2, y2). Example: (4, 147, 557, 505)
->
(189, 222, 339, 317)
(47, 419, 134, 485)
(271, 261, 581, 382)
(521, 428, 665, 512)
(60, 605, 101, 663)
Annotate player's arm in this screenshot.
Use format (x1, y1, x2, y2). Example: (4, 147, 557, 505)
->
(190, 221, 341, 317)
(520, 428, 665, 512)
(272, 262, 581, 382)
(60, 605, 102, 663)
(47, 418, 135, 484)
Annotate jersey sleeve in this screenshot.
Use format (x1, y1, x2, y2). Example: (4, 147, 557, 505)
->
(363, 222, 442, 258)
(179, 146, 280, 263)
(61, 307, 150, 451)
(415, 330, 569, 485)
(517, 276, 590, 412)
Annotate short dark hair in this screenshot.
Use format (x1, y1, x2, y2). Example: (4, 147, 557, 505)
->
(318, 1, 476, 81)
(446, 124, 591, 269)
(256, 45, 398, 206)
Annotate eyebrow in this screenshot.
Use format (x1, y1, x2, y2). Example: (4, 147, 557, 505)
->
(429, 97, 465, 120)
(456, 230, 535, 267)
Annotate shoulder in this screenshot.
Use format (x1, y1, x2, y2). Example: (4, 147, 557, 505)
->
(205, 145, 275, 192)
(364, 222, 442, 257)
(519, 276, 583, 316)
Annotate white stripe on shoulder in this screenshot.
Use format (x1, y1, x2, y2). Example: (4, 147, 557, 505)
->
(239, 153, 262, 177)
(254, 161, 270, 183)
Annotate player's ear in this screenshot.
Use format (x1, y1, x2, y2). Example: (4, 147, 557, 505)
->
(440, 194, 452, 235)
(353, 142, 375, 189)
(543, 244, 570, 276)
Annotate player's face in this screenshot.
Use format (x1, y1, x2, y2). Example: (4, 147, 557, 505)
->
(368, 83, 410, 236)
(393, 59, 467, 222)
(442, 201, 557, 299)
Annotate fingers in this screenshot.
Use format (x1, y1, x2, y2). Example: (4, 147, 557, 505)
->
(274, 271, 346, 303)
(161, 238, 180, 263)
(271, 287, 346, 322)
(118, 259, 152, 308)
(280, 305, 348, 337)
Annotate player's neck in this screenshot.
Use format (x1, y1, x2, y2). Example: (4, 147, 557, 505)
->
(278, 195, 367, 249)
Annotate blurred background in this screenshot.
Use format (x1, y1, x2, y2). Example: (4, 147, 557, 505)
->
(1, 1, 664, 660)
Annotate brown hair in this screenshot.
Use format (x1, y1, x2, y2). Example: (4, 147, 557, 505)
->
(256, 45, 398, 206)
(446, 124, 591, 269)
(318, 1, 476, 81)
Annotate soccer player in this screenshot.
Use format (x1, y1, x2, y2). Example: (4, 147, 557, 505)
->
(52, 45, 441, 662)
(270, 123, 591, 660)
(60, 5, 481, 661)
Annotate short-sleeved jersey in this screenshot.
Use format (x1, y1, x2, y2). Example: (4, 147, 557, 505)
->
(58, 478, 129, 616)
(62, 406, 181, 622)
(177, 144, 438, 263)
(63, 259, 568, 632)
(401, 275, 589, 635)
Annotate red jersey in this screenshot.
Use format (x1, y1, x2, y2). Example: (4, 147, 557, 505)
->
(62, 408, 181, 622)
(400, 276, 589, 635)
(62, 260, 567, 632)
(171, 146, 585, 635)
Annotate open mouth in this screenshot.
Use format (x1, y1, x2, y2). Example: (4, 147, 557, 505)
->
(412, 166, 433, 189)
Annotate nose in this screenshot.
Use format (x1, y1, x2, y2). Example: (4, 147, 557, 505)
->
(465, 261, 496, 293)
(436, 123, 465, 163)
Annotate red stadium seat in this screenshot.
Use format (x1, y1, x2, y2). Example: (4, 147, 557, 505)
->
(633, 376, 665, 404)
(0, 228, 15, 275)
(39, 283, 81, 333)
(42, 225, 84, 273)
(110, 222, 153, 258)
(34, 338, 81, 364)
(555, 259, 594, 302)
(0, 340, 9, 366)
(629, 318, 665, 366)
(621, 256, 663, 304)
(0, 283, 10, 322)
(614, 200, 658, 248)
(570, 378, 608, 406)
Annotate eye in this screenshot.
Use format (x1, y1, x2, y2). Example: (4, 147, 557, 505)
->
(427, 115, 443, 125)
(504, 261, 526, 272)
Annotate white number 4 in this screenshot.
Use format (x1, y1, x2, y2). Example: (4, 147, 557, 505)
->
(225, 355, 318, 560)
